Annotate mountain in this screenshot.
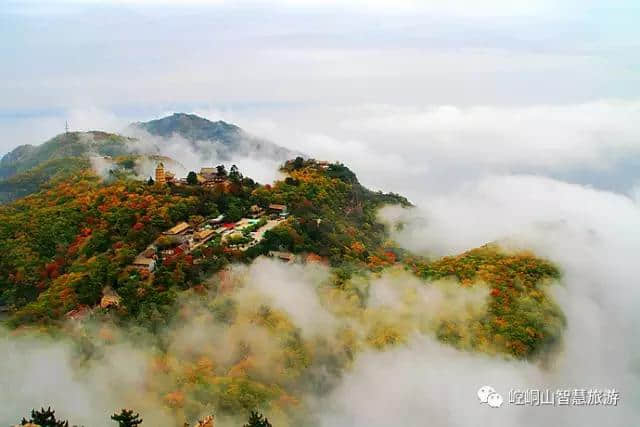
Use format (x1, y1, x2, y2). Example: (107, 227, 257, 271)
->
(0, 131, 136, 179)
(132, 112, 243, 143)
(129, 112, 297, 160)
(0, 113, 298, 202)
(0, 157, 563, 425)
(0, 131, 141, 202)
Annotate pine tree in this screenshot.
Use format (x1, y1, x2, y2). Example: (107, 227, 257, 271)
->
(243, 411, 272, 427)
(229, 165, 242, 182)
(187, 171, 198, 185)
(21, 406, 69, 427)
(147, 176, 154, 185)
(111, 409, 143, 427)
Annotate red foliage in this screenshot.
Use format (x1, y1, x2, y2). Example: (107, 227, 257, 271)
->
(133, 222, 144, 231)
(192, 284, 207, 295)
(44, 262, 60, 279)
(384, 251, 397, 263)
(306, 253, 328, 264)
(58, 286, 76, 303)
(299, 198, 313, 209)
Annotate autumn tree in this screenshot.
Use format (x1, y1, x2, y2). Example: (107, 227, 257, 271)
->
(111, 409, 143, 427)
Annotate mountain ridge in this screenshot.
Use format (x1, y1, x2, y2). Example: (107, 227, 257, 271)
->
(130, 113, 243, 144)
(0, 113, 298, 202)
(128, 112, 297, 161)
(0, 131, 136, 179)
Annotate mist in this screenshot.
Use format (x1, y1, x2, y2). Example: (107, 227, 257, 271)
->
(2, 0, 640, 423)
(3, 99, 640, 425)
(121, 126, 287, 185)
(309, 175, 640, 426)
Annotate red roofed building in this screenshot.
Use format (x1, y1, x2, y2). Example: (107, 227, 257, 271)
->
(305, 253, 329, 265)
(65, 305, 90, 320)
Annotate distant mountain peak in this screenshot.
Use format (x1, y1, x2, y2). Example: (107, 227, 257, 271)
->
(131, 113, 242, 143)
(129, 112, 299, 161)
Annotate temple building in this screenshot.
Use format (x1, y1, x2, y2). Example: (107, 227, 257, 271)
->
(155, 162, 166, 185)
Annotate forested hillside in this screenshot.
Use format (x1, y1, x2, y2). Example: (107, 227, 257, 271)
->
(0, 157, 564, 426)
(0, 131, 136, 179)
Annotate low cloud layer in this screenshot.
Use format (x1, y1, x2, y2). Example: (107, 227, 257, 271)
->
(4, 99, 640, 426)
(230, 101, 640, 198)
(1, 176, 639, 426)
(331, 174, 640, 427)
(2, 0, 639, 423)
(0, 333, 174, 427)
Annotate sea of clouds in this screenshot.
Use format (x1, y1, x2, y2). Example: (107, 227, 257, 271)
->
(1, 100, 639, 426)
(231, 101, 640, 426)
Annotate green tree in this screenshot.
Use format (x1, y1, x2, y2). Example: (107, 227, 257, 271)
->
(187, 171, 198, 185)
(216, 164, 227, 176)
(226, 198, 245, 222)
(111, 409, 143, 427)
(292, 156, 304, 170)
(21, 407, 69, 427)
(229, 164, 242, 182)
(146, 176, 154, 185)
(119, 158, 136, 170)
(284, 177, 299, 186)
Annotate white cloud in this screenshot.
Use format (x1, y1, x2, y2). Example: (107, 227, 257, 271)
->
(238, 257, 335, 337)
(230, 100, 640, 198)
(40, 0, 557, 16)
(317, 174, 640, 426)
